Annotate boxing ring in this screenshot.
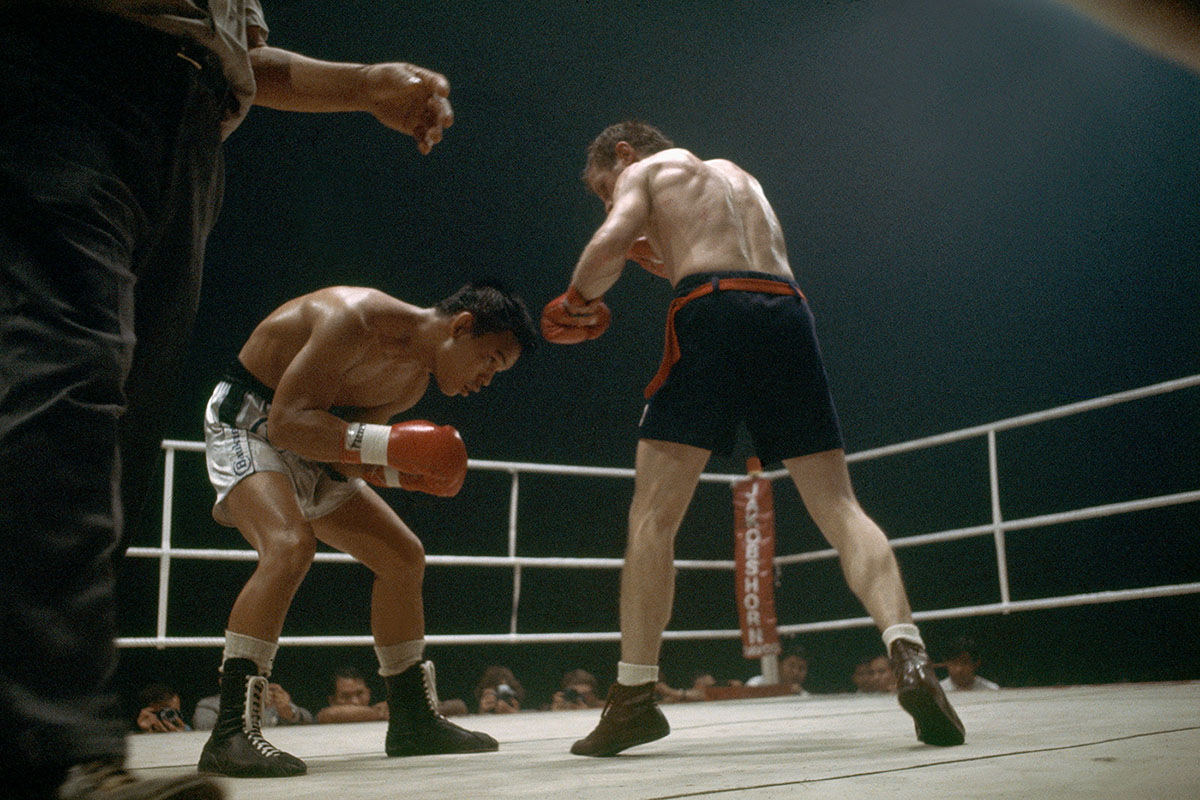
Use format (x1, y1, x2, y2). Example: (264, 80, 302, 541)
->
(120, 375, 1200, 798)
(122, 373, 1200, 651)
(126, 683, 1199, 799)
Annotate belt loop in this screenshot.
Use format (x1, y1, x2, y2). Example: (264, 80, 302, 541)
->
(710, 276, 721, 293)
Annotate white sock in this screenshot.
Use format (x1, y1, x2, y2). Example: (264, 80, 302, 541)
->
(617, 661, 659, 686)
(882, 623, 924, 654)
(375, 639, 425, 677)
(222, 630, 278, 676)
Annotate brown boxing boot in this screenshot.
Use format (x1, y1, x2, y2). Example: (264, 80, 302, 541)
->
(570, 682, 670, 757)
(891, 639, 966, 746)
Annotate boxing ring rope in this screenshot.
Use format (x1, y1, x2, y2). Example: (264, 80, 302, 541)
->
(120, 373, 1200, 650)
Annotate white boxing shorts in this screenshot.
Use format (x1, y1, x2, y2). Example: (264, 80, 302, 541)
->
(204, 364, 366, 527)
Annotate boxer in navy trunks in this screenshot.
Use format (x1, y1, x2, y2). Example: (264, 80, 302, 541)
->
(639, 270, 844, 463)
(543, 120, 964, 758)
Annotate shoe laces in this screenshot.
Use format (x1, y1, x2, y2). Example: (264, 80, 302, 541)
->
(419, 661, 445, 718)
(243, 675, 286, 758)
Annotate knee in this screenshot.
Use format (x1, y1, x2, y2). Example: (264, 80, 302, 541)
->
(626, 501, 678, 556)
(374, 536, 425, 584)
(256, 526, 317, 582)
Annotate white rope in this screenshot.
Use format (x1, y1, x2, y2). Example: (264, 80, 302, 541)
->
(128, 375, 1199, 650)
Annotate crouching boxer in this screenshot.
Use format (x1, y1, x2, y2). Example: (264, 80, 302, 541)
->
(198, 283, 537, 777)
(544, 121, 965, 757)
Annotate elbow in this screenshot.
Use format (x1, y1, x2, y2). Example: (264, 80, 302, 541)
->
(264, 410, 304, 456)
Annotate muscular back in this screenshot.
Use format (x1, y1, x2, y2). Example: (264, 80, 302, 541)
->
(642, 149, 793, 282)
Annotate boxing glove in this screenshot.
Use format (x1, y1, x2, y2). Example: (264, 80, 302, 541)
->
(541, 286, 611, 344)
(342, 420, 467, 497)
(627, 237, 667, 278)
(362, 465, 464, 497)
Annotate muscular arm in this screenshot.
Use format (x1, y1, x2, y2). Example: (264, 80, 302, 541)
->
(571, 164, 653, 300)
(262, 305, 374, 462)
(247, 27, 452, 154)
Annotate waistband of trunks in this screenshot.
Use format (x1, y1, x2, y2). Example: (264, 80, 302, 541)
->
(220, 359, 276, 404)
(673, 270, 801, 297)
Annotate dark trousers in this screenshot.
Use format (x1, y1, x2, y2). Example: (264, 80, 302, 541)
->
(0, 9, 227, 776)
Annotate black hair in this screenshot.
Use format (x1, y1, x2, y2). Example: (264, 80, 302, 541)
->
(327, 665, 368, 698)
(585, 119, 676, 176)
(137, 683, 178, 709)
(781, 643, 808, 661)
(435, 281, 538, 353)
(947, 636, 981, 661)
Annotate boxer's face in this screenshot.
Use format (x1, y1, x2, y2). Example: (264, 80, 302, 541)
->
(585, 164, 622, 214)
(435, 314, 520, 397)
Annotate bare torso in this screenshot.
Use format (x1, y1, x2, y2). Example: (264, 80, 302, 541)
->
(239, 286, 431, 423)
(637, 150, 793, 285)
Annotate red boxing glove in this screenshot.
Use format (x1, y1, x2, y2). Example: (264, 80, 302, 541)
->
(343, 420, 467, 497)
(541, 286, 611, 344)
(363, 465, 463, 497)
(627, 237, 668, 279)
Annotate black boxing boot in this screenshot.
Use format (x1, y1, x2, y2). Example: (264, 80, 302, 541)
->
(891, 639, 966, 746)
(570, 682, 670, 757)
(384, 661, 498, 757)
(197, 659, 307, 777)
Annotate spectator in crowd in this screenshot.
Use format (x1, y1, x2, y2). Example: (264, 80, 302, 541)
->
(193, 679, 312, 731)
(316, 666, 389, 723)
(851, 658, 876, 693)
(474, 666, 525, 714)
(746, 646, 811, 696)
(550, 670, 606, 711)
(133, 684, 189, 734)
(851, 654, 895, 693)
(870, 654, 897, 693)
(657, 671, 718, 704)
(940, 638, 1000, 692)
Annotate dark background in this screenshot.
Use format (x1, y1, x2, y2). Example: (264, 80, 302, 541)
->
(114, 0, 1199, 723)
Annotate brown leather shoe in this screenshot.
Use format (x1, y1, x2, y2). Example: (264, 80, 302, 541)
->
(891, 639, 966, 746)
(57, 760, 223, 800)
(570, 682, 670, 757)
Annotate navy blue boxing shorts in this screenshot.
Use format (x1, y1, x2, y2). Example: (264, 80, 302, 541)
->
(638, 271, 844, 465)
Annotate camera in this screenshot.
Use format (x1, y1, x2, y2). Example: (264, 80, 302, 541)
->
(560, 687, 582, 704)
(156, 707, 182, 725)
(495, 683, 517, 704)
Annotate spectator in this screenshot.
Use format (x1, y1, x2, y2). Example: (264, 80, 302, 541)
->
(657, 671, 716, 704)
(474, 666, 525, 714)
(870, 655, 897, 693)
(851, 658, 876, 693)
(550, 670, 606, 711)
(134, 684, 189, 734)
(316, 666, 389, 723)
(940, 638, 1000, 692)
(193, 680, 312, 731)
(746, 646, 811, 696)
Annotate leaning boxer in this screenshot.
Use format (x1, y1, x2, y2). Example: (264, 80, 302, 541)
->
(198, 283, 537, 777)
(543, 121, 965, 756)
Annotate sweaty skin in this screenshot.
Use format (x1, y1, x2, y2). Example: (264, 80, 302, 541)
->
(237, 286, 519, 465)
(573, 147, 792, 299)
(567, 140, 914, 671)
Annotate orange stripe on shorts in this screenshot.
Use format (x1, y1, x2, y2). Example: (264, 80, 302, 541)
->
(644, 277, 804, 399)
